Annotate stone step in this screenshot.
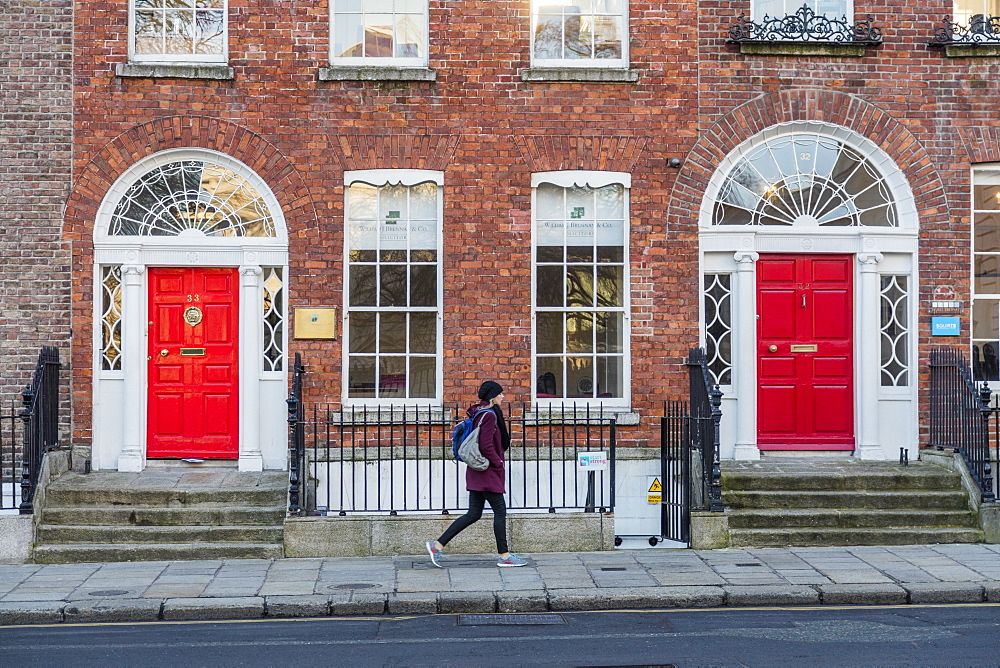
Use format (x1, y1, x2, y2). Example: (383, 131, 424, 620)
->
(37, 524, 283, 544)
(41, 506, 286, 527)
(723, 490, 971, 511)
(722, 469, 962, 493)
(32, 542, 284, 564)
(729, 527, 985, 548)
(727, 508, 978, 530)
(43, 487, 286, 508)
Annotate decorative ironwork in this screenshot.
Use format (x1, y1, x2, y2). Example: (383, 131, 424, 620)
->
(100, 266, 123, 371)
(713, 133, 897, 227)
(728, 4, 883, 45)
(109, 160, 275, 237)
(930, 15, 1000, 46)
(262, 268, 284, 372)
(703, 274, 732, 385)
(287, 352, 305, 516)
(879, 275, 909, 387)
(18, 347, 61, 515)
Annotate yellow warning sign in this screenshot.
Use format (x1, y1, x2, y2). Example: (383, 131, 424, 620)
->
(648, 478, 662, 493)
(647, 477, 662, 504)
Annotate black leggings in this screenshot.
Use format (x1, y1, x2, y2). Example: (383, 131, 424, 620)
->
(437, 490, 508, 554)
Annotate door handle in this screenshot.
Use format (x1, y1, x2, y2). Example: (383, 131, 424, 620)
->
(160, 349, 169, 357)
(768, 345, 778, 353)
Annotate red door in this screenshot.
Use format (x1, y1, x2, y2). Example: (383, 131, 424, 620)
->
(757, 255, 854, 450)
(147, 268, 239, 459)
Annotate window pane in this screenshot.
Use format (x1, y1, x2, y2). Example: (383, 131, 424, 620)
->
(395, 13, 424, 58)
(596, 183, 624, 216)
(379, 264, 406, 306)
(334, 14, 364, 58)
(408, 357, 435, 398)
(349, 184, 377, 218)
(975, 183, 1000, 211)
(536, 356, 563, 397)
(194, 10, 224, 54)
(410, 182, 437, 219)
(348, 357, 376, 398)
(597, 265, 623, 307)
(567, 356, 595, 397)
(334, 0, 362, 10)
(536, 312, 563, 354)
(534, 10, 563, 59)
(537, 246, 562, 262)
(364, 15, 394, 57)
(350, 265, 376, 306)
(380, 312, 406, 353)
(976, 213, 1000, 253)
(566, 265, 594, 307)
(974, 299, 999, 340)
(975, 255, 1000, 294)
(409, 312, 436, 354)
(593, 15, 621, 58)
(409, 265, 437, 307)
(565, 12, 593, 59)
(566, 312, 594, 353)
(596, 312, 623, 353)
(164, 10, 194, 53)
(536, 183, 564, 220)
(349, 312, 376, 353)
(378, 357, 405, 398)
(135, 11, 163, 53)
(567, 246, 593, 262)
(597, 356, 623, 397)
(379, 184, 407, 220)
(537, 266, 563, 306)
(597, 246, 623, 263)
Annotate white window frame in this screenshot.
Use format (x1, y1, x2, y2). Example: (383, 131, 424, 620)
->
(343, 169, 444, 407)
(530, 1, 629, 69)
(128, 0, 228, 64)
(330, 3, 429, 68)
(531, 170, 632, 409)
(752, 0, 852, 19)
(971, 165, 1000, 382)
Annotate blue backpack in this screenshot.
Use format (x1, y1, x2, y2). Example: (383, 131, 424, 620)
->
(451, 407, 494, 463)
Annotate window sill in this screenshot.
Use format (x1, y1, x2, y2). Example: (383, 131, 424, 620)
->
(520, 67, 639, 83)
(318, 66, 437, 82)
(115, 62, 235, 80)
(937, 43, 1000, 57)
(733, 42, 870, 57)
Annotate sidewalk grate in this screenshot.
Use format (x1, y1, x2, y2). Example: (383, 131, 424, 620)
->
(458, 614, 565, 626)
(88, 590, 130, 596)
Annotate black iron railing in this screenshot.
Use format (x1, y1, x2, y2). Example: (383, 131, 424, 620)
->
(930, 15, 1000, 46)
(286, 360, 615, 516)
(929, 347, 996, 503)
(9, 347, 61, 514)
(728, 4, 883, 45)
(659, 348, 725, 545)
(1, 401, 22, 512)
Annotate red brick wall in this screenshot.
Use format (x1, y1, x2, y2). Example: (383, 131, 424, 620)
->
(67, 1, 703, 450)
(0, 1, 73, 428)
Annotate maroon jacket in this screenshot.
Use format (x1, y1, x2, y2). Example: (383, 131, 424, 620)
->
(465, 402, 506, 494)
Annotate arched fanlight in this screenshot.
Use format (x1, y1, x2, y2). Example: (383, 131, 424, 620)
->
(713, 134, 897, 227)
(108, 160, 276, 237)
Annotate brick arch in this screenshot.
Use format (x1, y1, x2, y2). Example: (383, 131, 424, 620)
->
(66, 115, 318, 241)
(668, 89, 950, 233)
(959, 127, 1000, 165)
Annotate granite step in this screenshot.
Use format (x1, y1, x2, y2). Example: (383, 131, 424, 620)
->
(723, 489, 971, 510)
(37, 524, 284, 544)
(728, 527, 985, 548)
(727, 508, 978, 530)
(41, 506, 286, 527)
(33, 542, 284, 564)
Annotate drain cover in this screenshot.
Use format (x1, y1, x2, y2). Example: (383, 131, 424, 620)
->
(332, 583, 378, 590)
(600, 567, 627, 572)
(458, 614, 565, 626)
(735, 563, 762, 567)
(89, 589, 129, 597)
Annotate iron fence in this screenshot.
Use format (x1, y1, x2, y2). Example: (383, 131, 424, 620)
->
(1, 347, 61, 514)
(929, 347, 996, 503)
(287, 356, 615, 516)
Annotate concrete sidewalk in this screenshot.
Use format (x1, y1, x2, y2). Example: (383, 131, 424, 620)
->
(2, 543, 1000, 625)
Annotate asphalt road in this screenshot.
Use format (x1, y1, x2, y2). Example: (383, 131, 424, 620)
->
(2, 604, 998, 667)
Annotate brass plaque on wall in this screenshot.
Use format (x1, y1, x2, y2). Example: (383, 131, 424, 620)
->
(294, 307, 337, 339)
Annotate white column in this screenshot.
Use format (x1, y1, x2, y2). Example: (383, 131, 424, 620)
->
(239, 265, 264, 472)
(118, 264, 146, 472)
(732, 251, 760, 461)
(856, 252, 885, 460)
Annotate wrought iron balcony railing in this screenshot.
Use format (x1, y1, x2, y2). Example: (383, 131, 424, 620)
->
(728, 4, 883, 46)
(930, 15, 1000, 46)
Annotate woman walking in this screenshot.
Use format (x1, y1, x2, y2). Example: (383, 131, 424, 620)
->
(426, 381, 527, 568)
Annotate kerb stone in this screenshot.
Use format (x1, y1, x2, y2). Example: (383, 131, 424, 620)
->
(819, 584, 908, 606)
(904, 583, 985, 604)
(496, 590, 549, 613)
(64, 598, 163, 623)
(265, 595, 330, 617)
(387, 592, 437, 614)
(162, 596, 265, 621)
(437, 592, 496, 614)
(725, 585, 820, 607)
(0, 601, 65, 625)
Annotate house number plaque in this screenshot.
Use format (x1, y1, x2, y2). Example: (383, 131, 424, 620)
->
(184, 306, 203, 327)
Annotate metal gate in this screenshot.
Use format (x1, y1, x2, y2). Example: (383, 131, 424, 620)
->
(659, 349, 724, 544)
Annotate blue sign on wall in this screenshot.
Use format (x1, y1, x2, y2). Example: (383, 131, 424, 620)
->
(932, 317, 960, 336)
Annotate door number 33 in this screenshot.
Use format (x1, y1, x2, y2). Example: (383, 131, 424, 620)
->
(186, 294, 201, 302)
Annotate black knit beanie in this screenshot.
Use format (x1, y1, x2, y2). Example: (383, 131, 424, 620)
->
(477, 381, 503, 402)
